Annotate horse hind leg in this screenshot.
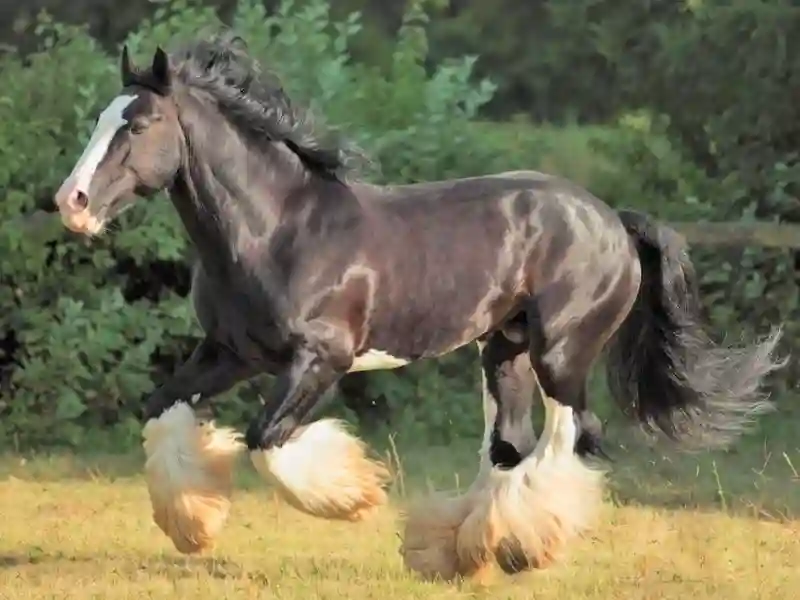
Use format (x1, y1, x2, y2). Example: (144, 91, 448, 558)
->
(473, 274, 636, 575)
(484, 323, 540, 470)
(454, 268, 637, 577)
(487, 322, 607, 463)
(482, 387, 605, 575)
(574, 391, 610, 460)
(400, 321, 540, 582)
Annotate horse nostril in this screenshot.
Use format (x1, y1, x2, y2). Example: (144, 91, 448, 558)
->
(72, 190, 89, 210)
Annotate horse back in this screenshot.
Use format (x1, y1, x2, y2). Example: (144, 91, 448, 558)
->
(338, 172, 630, 360)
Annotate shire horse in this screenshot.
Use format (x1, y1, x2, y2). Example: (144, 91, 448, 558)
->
(53, 35, 785, 580)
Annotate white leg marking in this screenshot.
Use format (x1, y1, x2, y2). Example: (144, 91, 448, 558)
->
(401, 390, 605, 581)
(142, 402, 244, 553)
(250, 419, 391, 521)
(67, 94, 138, 194)
(348, 349, 411, 372)
(533, 396, 577, 462)
(476, 341, 496, 481)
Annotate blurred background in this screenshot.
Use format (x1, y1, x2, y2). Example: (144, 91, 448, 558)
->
(0, 0, 798, 454)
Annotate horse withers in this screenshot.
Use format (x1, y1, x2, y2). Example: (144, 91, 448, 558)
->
(54, 35, 785, 580)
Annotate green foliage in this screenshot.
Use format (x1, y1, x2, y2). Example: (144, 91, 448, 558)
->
(0, 24, 167, 447)
(426, 0, 622, 123)
(0, 0, 520, 449)
(550, 0, 800, 386)
(2, 0, 795, 451)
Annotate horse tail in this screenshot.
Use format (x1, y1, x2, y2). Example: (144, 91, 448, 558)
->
(605, 209, 786, 450)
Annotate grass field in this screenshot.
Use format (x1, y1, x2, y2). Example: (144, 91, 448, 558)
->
(1, 397, 799, 600)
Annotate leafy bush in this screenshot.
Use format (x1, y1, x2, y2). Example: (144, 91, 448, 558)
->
(5, 0, 788, 452)
(0, 0, 537, 449)
(551, 0, 799, 388)
(0, 15, 195, 449)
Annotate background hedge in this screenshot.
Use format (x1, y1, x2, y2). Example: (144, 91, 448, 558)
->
(0, 0, 796, 450)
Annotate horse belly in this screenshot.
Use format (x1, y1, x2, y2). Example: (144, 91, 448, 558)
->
(351, 286, 519, 374)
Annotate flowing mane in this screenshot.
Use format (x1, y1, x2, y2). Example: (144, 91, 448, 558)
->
(168, 33, 356, 182)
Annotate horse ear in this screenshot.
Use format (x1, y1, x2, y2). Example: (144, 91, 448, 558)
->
(151, 46, 171, 91)
(120, 45, 135, 86)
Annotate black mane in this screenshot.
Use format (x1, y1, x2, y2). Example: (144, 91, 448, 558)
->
(169, 33, 355, 181)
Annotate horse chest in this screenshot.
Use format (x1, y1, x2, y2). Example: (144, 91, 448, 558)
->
(191, 264, 288, 354)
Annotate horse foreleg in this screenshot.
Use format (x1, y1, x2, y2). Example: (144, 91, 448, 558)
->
(141, 337, 255, 554)
(244, 320, 392, 522)
(142, 338, 255, 420)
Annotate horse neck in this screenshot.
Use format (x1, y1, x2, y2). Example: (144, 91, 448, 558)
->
(168, 97, 304, 276)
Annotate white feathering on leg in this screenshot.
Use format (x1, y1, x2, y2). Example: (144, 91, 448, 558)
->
(142, 401, 244, 554)
(458, 396, 606, 574)
(400, 359, 500, 582)
(250, 418, 391, 521)
(401, 395, 606, 582)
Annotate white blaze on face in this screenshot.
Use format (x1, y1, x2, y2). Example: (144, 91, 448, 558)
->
(68, 94, 138, 195)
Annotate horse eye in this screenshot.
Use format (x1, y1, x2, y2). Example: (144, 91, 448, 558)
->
(130, 120, 148, 135)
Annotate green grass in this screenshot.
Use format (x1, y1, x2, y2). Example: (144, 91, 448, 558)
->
(1, 398, 799, 600)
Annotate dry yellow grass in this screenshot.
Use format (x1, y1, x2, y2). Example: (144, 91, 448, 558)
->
(1, 427, 798, 600)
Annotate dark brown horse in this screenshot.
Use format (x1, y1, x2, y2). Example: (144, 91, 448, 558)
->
(54, 35, 785, 581)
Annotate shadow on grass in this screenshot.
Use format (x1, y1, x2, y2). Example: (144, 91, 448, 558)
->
(0, 546, 372, 585)
(0, 547, 243, 578)
(0, 551, 96, 569)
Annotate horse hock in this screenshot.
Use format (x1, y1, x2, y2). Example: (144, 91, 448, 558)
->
(250, 418, 392, 521)
(142, 401, 244, 553)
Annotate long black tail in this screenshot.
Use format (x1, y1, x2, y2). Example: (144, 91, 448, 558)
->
(605, 210, 787, 450)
